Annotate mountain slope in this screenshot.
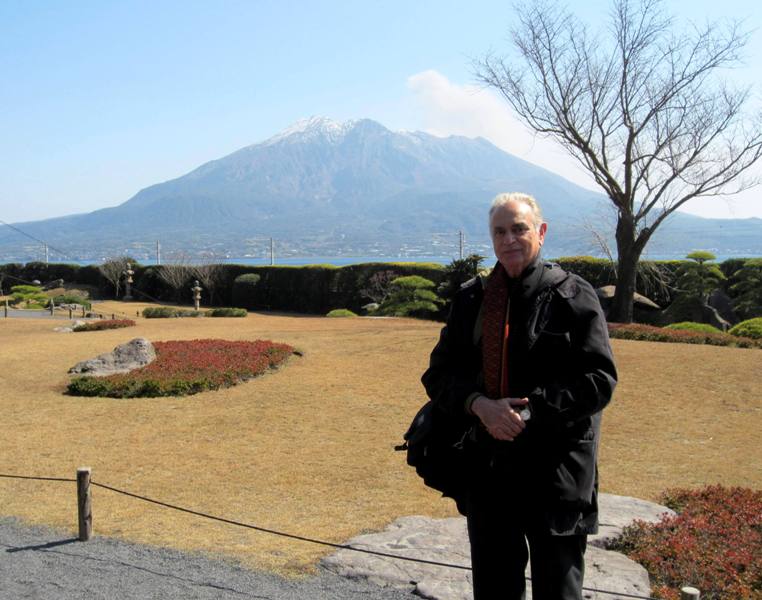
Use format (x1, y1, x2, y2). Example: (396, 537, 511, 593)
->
(1, 117, 760, 261)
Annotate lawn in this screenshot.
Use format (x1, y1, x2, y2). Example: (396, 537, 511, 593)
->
(0, 302, 760, 575)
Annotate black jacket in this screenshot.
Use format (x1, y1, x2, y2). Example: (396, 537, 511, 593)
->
(421, 260, 617, 534)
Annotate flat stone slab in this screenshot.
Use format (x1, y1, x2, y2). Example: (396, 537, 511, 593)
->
(591, 493, 675, 548)
(323, 493, 668, 600)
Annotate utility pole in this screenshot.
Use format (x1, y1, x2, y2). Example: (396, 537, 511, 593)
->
(458, 230, 465, 260)
(156, 240, 161, 265)
(269, 237, 275, 265)
(44, 243, 49, 265)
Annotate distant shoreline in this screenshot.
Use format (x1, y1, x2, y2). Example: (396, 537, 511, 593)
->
(4, 253, 762, 267)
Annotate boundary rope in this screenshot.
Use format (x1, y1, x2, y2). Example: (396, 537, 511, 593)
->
(0, 472, 659, 599)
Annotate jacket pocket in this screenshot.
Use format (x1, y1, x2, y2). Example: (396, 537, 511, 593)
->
(551, 439, 597, 504)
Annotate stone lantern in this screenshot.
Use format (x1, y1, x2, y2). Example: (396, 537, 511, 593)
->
(191, 280, 202, 311)
(123, 263, 134, 300)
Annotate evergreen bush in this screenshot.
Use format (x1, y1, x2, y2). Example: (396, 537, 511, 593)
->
(207, 307, 247, 317)
(729, 259, 762, 320)
(326, 309, 357, 317)
(9, 284, 48, 308)
(664, 322, 722, 334)
(143, 306, 181, 318)
(231, 273, 262, 310)
(728, 317, 762, 340)
(378, 275, 443, 318)
(52, 294, 92, 309)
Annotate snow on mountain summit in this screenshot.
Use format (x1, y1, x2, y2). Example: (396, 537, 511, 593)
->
(262, 116, 364, 146)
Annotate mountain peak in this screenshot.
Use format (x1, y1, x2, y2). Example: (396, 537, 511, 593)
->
(262, 116, 372, 146)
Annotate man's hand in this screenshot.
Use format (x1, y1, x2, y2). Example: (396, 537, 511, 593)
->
(471, 396, 530, 441)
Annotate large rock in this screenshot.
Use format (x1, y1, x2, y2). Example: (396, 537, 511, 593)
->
(322, 493, 669, 600)
(69, 338, 156, 376)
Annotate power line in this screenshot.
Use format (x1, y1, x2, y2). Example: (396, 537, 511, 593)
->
(0, 219, 78, 262)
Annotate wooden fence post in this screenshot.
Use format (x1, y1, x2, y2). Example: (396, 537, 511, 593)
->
(77, 467, 92, 541)
(680, 586, 700, 599)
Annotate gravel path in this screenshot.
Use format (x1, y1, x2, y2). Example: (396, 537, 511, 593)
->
(0, 518, 414, 600)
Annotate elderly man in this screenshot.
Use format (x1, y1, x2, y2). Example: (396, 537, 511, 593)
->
(421, 193, 617, 600)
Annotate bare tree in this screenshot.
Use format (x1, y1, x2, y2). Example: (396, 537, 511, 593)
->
(99, 256, 132, 299)
(475, 0, 762, 322)
(360, 270, 398, 304)
(157, 254, 192, 302)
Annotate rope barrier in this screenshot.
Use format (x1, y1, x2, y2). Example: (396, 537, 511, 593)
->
(0, 473, 76, 483)
(0, 471, 660, 598)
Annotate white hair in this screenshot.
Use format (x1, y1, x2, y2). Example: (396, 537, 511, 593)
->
(489, 192, 544, 229)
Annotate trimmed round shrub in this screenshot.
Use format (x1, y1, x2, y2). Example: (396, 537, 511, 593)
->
(207, 307, 247, 317)
(665, 322, 722, 334)
(231, 273, 262, 310)
(729, 317, 762, 340)
(143, 306, 181, 318)
(326, 309, 357, 317)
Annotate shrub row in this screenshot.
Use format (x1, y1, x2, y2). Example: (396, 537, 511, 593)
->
(608, 323, 762, 348)
(67, 339, 294, 398)
(609, 485, 761, 599)
(142, 307, 204, 318)
(73, 319, 136, 332)
(141, 306, 247, 318)
(2, 257, 759, 318)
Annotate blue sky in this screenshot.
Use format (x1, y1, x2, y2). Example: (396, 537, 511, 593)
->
(1, 0, 760, 224)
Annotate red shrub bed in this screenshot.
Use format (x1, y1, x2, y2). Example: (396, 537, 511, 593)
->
(610, 485, 762, 599)
(73, 319, 136, 332)
(68, 338, 295, 397)
(608, 323, 761, 349)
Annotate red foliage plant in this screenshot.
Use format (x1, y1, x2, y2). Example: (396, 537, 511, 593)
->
(610, 485, 762, 599)
(73, 319, 136, 332)
(607, 323, 761, 349)
(68, 338, 295, 397)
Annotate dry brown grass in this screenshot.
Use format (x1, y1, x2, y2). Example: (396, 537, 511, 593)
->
(1, 303, 760, 576)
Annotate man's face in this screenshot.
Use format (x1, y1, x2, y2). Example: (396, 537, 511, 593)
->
(490, 200, 547, 278)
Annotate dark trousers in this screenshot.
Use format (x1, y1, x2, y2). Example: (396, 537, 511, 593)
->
(466, 494, 587, 600)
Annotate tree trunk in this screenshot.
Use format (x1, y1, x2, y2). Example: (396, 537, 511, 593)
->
(609, 215, 638, 323)
(611, 253, 637, 323)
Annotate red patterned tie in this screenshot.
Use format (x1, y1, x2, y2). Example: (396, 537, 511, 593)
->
(482, 266, 510, 399)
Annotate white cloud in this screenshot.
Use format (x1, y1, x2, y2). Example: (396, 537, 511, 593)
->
(405, 69, 762, 219)
(406, 69, 599, 192)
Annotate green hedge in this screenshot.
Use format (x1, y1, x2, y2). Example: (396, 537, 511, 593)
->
(225, 262, 445, 314)
(3, 256, 758, 318)
(142, 306, 204, 318)
(207, 307, 247, 317)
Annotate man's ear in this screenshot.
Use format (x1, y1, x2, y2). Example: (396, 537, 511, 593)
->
(538, 222, 548, 245)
